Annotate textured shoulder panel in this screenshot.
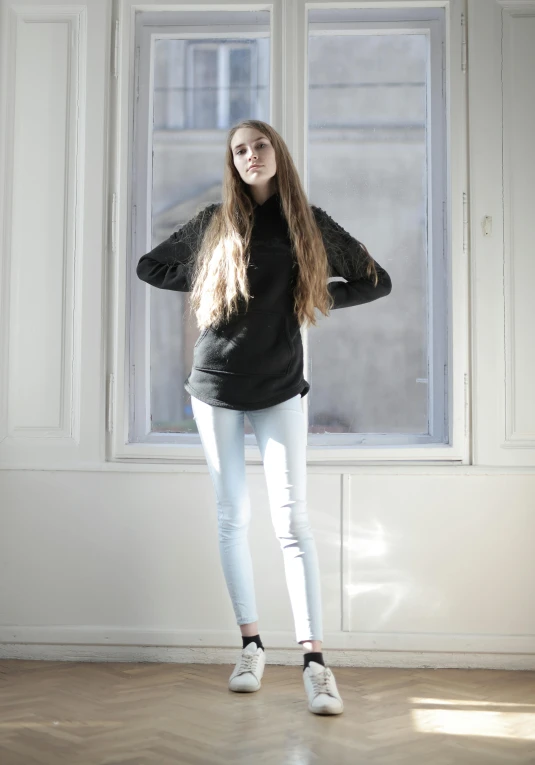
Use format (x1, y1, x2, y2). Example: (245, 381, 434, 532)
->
(173, 202, 221, 238)
(171, 202, 221, 254)
(310, 204, 369, 280)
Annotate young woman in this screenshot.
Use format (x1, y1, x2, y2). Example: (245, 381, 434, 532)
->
(137, 120, 392, 716)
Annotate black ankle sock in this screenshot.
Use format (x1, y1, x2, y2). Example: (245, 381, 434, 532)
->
(242, 634, 264, 652)
(303, 652, 325, 672)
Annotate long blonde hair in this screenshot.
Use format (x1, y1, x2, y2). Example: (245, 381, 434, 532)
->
(188, 119, 377, 330)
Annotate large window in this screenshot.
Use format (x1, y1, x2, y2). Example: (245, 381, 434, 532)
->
(127, 4, 461, 461)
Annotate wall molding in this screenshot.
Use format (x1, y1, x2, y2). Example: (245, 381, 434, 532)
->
(1, 625, 534, 669)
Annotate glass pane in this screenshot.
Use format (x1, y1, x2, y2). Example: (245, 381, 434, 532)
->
(192, 48, 218, 128)
(229, 47, 252, 124)
(149, 16, 270, 435)
(308, 30, 429, 436)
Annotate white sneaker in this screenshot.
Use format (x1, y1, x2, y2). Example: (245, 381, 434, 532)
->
(228, 642, 266, 692)
(303, 661, 344, 715)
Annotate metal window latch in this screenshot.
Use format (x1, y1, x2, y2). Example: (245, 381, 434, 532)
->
(482, 216, 492, 237)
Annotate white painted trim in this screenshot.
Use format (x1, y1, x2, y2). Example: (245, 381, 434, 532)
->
(2, 462, 535, 474)
(0, 2, 109, 469)
(341, 473, 351, 630)
(469, 0, 535, 465)
(1, 624, 534, 668)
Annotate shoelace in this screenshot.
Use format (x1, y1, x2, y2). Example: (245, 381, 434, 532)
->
(309, 667, 336, 697)
(237, 652, 259, 675)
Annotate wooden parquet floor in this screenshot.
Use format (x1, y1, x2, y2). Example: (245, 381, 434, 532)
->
(0, 660, 534, 765)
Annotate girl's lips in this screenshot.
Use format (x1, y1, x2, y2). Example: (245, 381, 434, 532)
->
(249, 165, 262, 171)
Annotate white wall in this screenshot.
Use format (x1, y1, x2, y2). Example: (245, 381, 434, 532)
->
(1, 467, 534, 666)
(0, 0, 534, 668)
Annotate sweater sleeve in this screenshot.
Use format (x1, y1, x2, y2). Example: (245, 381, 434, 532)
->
(136, 203, 220, 291)
(310, 205, 392, 310)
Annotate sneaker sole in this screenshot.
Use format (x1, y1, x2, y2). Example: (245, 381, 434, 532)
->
(309, 703, 344, 715)
(229, 681, 261, 693)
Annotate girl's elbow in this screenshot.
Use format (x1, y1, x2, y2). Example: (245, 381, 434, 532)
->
(375, 270, 392, 296)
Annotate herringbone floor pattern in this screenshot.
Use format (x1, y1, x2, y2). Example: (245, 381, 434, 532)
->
(0, 659, 534, 765)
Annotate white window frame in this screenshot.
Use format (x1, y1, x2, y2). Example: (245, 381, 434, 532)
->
(306, 10, 448, 449)
(108, 0, 468, 466)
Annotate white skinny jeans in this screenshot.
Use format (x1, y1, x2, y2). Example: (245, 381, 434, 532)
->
(191, 392, 323, 644)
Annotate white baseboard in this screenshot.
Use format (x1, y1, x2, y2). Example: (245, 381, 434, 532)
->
(1, 626, 534, 669)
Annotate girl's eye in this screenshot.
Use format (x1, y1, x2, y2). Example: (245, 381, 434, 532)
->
(236, 143, 267, 155)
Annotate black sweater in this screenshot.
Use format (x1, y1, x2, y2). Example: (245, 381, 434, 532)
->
(136, 191, 392, 411)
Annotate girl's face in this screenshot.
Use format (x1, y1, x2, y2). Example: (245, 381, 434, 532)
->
(231, 128, 277, 190)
